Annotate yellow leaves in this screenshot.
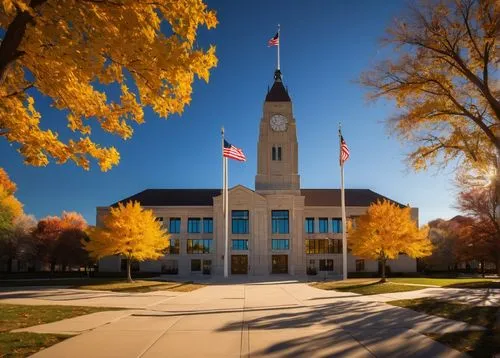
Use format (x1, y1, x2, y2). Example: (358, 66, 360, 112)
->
(85, 201, 169, 261)
(348, 200, 433, 261)
(1, 0, 218, 171)
(0, 168, 17, 195)
(0, 169, 24, 230)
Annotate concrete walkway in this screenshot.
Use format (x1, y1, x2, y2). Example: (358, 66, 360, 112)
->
(1, 282, 491, 357)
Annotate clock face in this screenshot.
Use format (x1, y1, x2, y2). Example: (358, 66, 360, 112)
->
(270, 114, 288, 132)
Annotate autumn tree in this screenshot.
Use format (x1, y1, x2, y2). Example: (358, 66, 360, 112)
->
(455, 186, 500, 273)
(348, 200, 432, 282)
(423, 218, 459, 271)
(360, 0, 499, 226)
(0, 213, 36, 272)
(0, 168, 22, 232)
(0, 0, 218, 171)
(34, 211, 89, 271)
(84, 201, 169, 282)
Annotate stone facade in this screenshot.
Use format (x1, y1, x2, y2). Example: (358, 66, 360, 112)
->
(96, 69, 418, 277)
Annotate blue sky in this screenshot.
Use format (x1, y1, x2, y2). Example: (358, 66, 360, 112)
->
(0, 0, 460, 225)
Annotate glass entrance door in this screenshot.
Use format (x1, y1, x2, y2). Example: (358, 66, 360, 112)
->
(231, 255, 248, 274)
(272, 255, 288, 273)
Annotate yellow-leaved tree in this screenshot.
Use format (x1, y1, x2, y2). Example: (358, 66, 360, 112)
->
(348, 200, 432, 282)
(0, 0, 218, 171)
(84, 201, 169, 282)
(0, 168, 23, 231)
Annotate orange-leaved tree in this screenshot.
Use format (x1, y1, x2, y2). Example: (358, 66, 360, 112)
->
(84, 201, 169, 282)
(348, 200, 432, 282)
(0, 0, 218, 171)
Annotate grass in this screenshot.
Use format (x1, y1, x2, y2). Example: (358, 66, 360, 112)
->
(311, 280, 426, 295)
(0, 303, 120, 357)
(388, 277, 499, 288)
(75, 279, 204, 292)
(0, 277, 204, 292)
(387, 298, 500, 357)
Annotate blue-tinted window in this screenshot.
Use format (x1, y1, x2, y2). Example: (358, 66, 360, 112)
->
(232, 239, 248, 250)
(203, 218, 213, 233)
(169, 218, 181, 233)
(232, 210, 249, 234)
(187, 239, 212, 254)
(332, 218, 342, 233)
(272, 239, 289, 250)
(305, 218, 314, 233)
(319, 218, 328, 233)
(188, 218, 201, 233)
(272, 210, 289, 234)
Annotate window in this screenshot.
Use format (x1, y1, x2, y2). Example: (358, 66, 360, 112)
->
(332, 218, 342, 233)
(191, 259, 201, 272)
(319, 259, 334, 271)
(272, 210, 289, 234)
(319, 218, 328, 233)
(272, 239, 289, 250)
(232, 239, 248, 250)
(232, 210, 249, 234)
(188, 218, 201, 233)
(167, 239, 180, 255)
(169, 218, 181, 234)
(356, 259, 365, 272)
(161, 260, 178, 274)
(305, 239, 342, 254)
(203, 218, 213, 233)
(305, 218, 314, 233)
(272, 146, 282, 161)
(187, 239, 213, 254)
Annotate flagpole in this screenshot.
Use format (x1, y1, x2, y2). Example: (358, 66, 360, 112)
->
(339, 124, 348, 281)
(277, 24, 280, 70)
(221, 127, 228, 278)
(224, 156, 229, 277)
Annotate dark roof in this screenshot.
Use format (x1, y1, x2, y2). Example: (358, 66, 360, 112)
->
(300, 189, 405, 207)
(265, 70, 291, 102)
(112, 189, 221, 207)
(111, 188, 405, 208)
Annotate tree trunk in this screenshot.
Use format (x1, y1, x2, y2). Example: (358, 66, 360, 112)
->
(126, 258, 133, 283)
(380, 258, 387, 283)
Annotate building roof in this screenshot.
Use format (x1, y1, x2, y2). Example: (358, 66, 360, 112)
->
(300, 189, 405, 208)
(265, 70, 291, 102)
(111, 188, 404, 208)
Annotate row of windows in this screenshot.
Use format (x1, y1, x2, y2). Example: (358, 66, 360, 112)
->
(161, 218, 213, 234)
(305, 239, 343, 254)
(309, 259, 334, 271)
(187, 239, 213, 254)
(305, 218, 343, 234)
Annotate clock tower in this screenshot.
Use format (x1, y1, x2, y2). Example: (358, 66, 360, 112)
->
(255, 70, 300, 193)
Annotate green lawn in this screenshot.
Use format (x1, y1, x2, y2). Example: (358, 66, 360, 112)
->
(75, 279, 204, 292)
(311, 281, 426, 295)
(388, 298, 500, 357)
(0, 277, 204, 292)
(388, 277, 499, 288)
(0, 303, 119, 357)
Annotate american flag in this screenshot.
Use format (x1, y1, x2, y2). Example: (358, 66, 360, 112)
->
(340, 135, 350, 165)
(223, 140, 246, 162)
(268, 32, 279, 47)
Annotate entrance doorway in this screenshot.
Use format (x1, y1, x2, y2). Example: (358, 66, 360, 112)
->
(231, 255, 248, 274)
(272, 255, 288, 274)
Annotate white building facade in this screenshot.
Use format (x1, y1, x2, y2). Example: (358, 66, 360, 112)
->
(97, 69, 418, 277)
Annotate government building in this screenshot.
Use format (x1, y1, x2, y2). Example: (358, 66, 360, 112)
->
(97, 69, 418, 277)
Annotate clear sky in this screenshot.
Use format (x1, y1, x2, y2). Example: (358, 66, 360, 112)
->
(0, 0, 461, 225)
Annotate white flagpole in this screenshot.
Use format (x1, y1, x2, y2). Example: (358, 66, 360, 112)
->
(339, 124, 348, 281)
(221, 128, 228, 277)
(224, 157, 229, 278)
(277, 24, 280, 70)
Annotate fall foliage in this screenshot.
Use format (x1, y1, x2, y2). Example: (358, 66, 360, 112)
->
(85, 201, 169, 281)
(0, 168, 23, 231)
(0, 0, 218, 171)
(348, 200, 432, 281)
(360, 0, 498, 172)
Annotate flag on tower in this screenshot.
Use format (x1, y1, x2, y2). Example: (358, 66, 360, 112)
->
(340, 135, 350, 165)
(268, 32, 279, 47)
(223, 140, 246, 162)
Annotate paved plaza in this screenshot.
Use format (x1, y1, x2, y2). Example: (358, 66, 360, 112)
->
(1, 279, 498, 357)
